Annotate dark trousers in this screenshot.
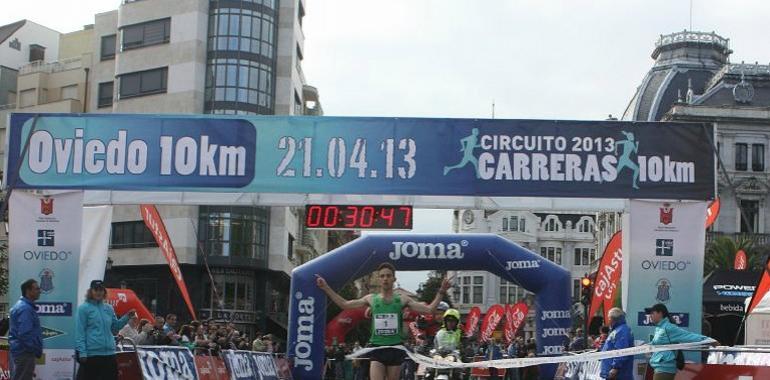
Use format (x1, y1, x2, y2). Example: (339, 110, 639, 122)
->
(77, 355, 117, 380)
(11, 352, 36, 380)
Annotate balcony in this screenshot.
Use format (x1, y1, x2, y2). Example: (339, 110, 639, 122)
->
(706, 232, 770, 246)
(19, 57, 82, 75)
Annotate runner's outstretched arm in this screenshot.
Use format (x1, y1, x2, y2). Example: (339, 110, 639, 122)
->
(316, 275, 370, 309)
(404, 276, 452, 314)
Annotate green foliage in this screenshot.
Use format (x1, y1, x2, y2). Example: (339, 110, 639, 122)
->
(416, 271, 451, 305)
(705, 236, 761, 275)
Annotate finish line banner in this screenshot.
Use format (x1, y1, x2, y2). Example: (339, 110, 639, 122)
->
(6, 114, 714, 200)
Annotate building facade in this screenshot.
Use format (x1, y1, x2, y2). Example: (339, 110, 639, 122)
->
(450, 210, 597, 339)
(619, 29, 770, 245)
(2, 0, 341, 338)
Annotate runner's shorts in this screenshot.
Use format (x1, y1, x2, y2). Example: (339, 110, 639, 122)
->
(368, 346, 407, 366)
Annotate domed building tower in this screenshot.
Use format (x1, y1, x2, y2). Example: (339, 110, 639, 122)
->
(622, 30, 731, 121)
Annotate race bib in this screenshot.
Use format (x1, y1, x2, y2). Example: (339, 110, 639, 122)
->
(374, 313, 399, 335)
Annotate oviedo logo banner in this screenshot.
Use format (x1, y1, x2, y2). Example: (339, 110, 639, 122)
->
(7, 114, 714, 200)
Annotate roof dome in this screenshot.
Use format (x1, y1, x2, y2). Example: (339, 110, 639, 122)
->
(623, 30, 732, 121)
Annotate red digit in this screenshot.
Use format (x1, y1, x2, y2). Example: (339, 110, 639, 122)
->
(323, 206, 339, 227)
(360, 206, 375, 228)
(399, 206, 412, 228)
(307, 206, 323, 227)
(379, 207, 395, 227)
(344, 206, 359, 228)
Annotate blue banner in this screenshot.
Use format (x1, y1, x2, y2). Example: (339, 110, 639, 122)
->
(135, 346, 199, 380)
(221, 350, 279, 380)
(6, 114, 714, 200)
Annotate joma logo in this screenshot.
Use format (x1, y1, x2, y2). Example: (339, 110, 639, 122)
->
(388, 241, 466, 260)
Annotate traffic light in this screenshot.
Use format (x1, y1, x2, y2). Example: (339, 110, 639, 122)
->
(580, 276, 593, 306)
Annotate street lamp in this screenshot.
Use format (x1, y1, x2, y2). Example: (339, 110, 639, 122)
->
(106, 257, 113, 270)
(580, 274, 593, 345)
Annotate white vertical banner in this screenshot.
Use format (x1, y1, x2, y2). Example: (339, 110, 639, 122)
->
(9, 190, 84, 379)
(623, 200, 707, 345)
(77, 206, 113, 301)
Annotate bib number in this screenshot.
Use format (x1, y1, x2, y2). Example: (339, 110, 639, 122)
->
(374, 313, 398, 336)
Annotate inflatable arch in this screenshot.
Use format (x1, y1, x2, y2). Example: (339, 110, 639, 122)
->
(287, 234, 571, 380)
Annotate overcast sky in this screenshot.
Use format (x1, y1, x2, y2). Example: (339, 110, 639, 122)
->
(4, 0, 770, 291)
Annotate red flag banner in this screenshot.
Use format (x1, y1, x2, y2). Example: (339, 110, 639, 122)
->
(479, 304, 505, 343)
(748, 269, 770, 315)
(590, 231, 622, 323)
(705, 197, 721, 228)
(140, 204, 197, 320)
(504, 302, 528, 344)
(106, 288, 154, 322)
(464, 306, 482, 338)
(735, 250, 748, 270)
(325, 307, 369, 346)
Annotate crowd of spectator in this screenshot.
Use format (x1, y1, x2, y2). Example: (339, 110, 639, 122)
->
(115, 313, 280, 356)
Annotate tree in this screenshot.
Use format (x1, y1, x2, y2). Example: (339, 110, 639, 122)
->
(705, 236, 761, 275)
(416, 271, 452, 305)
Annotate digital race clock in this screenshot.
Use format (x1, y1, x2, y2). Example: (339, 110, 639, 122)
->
(304, 205, 413, 230)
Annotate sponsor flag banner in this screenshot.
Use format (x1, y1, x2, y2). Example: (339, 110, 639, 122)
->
(623, 201, 707, 349)
(107, 288, 154, 322)
(480, 304, 505, 343)
(464, 306, 482, 338)
(221, 350, 280, 380)
(6, 114, 714, 200)
(504, 302, 528, 344)
(136, 346, 199, 379)
(735, 250, 747, 271)
(325, 307, 368, 346)
(747, 264, 770, 315)
(140, 204, 197, 320)
(194, 355, 230, 380)
(705, 197, 720, 228)
(10, 191, 83, 349)
(590, 231, 622, 322)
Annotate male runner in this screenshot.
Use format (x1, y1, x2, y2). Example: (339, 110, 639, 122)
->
(316, 263, 451, 380)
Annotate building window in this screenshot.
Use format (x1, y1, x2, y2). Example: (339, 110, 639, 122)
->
(203, 271, 254, 312)
(573, 279, 581, 300)
(60, 85, 78, 100)
(208, 8, 275, 58)
(752, 144, 765, 172)
(510, 216, 519, 232)
(520, 218, 526, 232)
(98, 82, 114, 108)
(735, 143, 748, 171)
(502, 218, 508, 231)
(122, 18, 171, 50)
(29, 44, 45, 62)
(500, 280, 525, 304)
(205, 58, 274, 113)
(472, 276, 484, 304)
(288, 233, 295, 261)
(540, 247, 562, 265)
(577, 218, 592, 233)
(19, 89, 36, 108)
(544, 217, 560, 232)
(101, 34, 117, 60)
(461, 277, 470, 304)
(574, 248, 595, 266)
(119, 67, 167, 99)
(739, 200, 759, 233)
(198, 206, 269, 260)
(110, 221, 157, 249)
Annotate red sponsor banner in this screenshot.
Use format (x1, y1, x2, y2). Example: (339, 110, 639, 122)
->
(504, 305, 515, 344)
(140, 204, 197, 320)
(479, 304, 505, 343)
(705, 197, 721, 228)
(195, 355, 229, 380)
(748, 270, 770, 315)
(464, 306, 482, 338)
(116, 351, 143, 380)
(324, 307, 368, 346)
(106, 288, 154, 322)
(504, 302, 528, 344)
(0, 350, 8, 380)
(589, 231, 622, 323)
(735, 250, 747, 270)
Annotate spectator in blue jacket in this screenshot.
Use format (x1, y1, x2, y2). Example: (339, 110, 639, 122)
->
(647, 303, 716, 380)
(9, 279, 42, 380)
(75, 280, 135, 380)
(600, 308, 634, 380)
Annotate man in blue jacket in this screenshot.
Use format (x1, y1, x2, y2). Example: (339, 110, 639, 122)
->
(647, 303, 715, 380)
(75, 280, 135, 380)
(600, 307, 634, 380)
(9, 279, 43, 380)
